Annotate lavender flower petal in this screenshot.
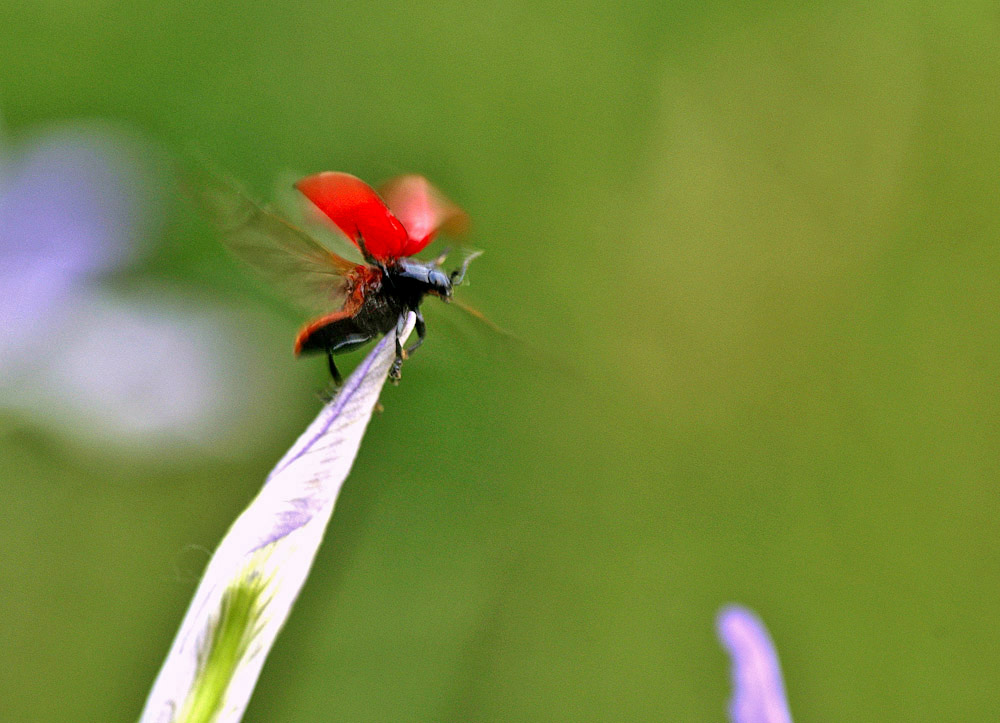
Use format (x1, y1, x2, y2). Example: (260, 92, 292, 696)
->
(140, 313, 415, 723)
(0, 125, 150, 357)
(0, 122, 268, 454)
(717, 605, 793, 723)
(0, 288, 228, 440)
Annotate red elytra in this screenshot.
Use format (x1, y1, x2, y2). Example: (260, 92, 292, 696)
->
(295, 172, 467, 262)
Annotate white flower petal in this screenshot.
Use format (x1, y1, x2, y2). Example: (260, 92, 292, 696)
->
(140, 313, 415, 723)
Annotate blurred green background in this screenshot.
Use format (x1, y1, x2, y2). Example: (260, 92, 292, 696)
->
(2, 0, 999, 720)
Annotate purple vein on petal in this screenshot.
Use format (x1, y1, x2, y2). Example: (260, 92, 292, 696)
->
(717, 605, 793, 723)
(251, 494, 329, 552)
(249, 322, 406, 550)
(267, 328, 395, 483)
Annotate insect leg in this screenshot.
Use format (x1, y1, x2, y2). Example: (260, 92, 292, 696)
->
(355, 234, 393, 282)
(356, 233, 374, 264)
(326, 348, 343, 386)
(405, 309, 426, 357)
(389, 314, 407, 383)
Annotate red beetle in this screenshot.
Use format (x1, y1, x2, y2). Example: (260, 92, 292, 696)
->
(207, 171, 480, 384)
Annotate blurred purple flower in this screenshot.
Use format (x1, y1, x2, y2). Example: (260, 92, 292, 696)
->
(717, 605, 793, 723)
(0, 123, 148, 361)
(0, 118, 296, 455)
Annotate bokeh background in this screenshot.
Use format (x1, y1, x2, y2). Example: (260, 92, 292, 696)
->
(2, 1, 999, 720)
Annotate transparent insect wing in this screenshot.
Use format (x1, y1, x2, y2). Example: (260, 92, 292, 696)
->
(195, 168, 358, 313)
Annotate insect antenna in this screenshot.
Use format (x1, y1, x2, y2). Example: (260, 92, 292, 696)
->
(450, 249, 484, 285)
(430, 247, 452, 267)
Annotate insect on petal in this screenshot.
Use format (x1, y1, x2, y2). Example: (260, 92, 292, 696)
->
(295, 172, 409, 262)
